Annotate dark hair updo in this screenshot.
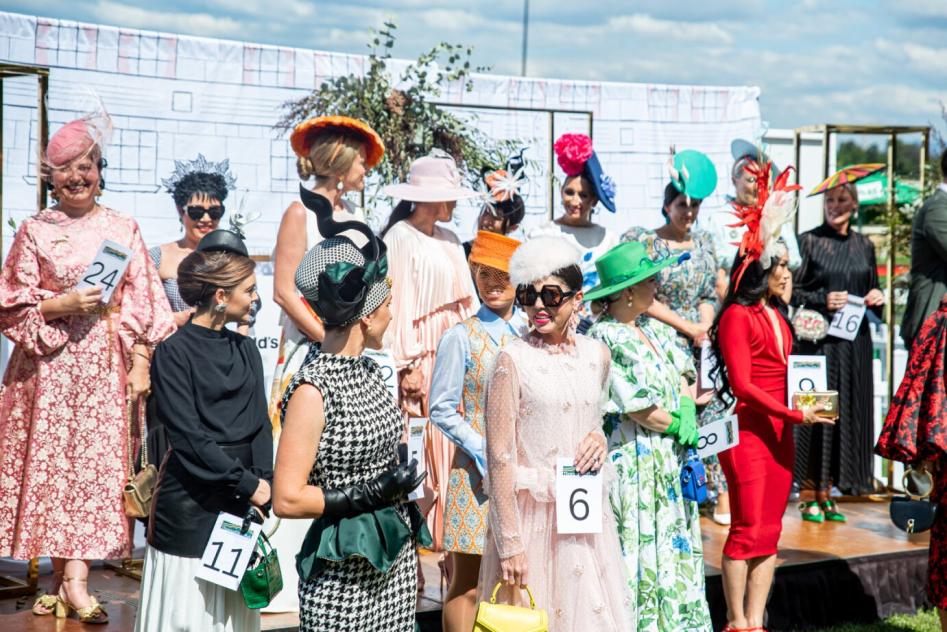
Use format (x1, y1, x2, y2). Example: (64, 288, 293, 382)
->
(177, 250, 255, 309)
(172, 172, 230, 208)
(551, 264, 583, 293)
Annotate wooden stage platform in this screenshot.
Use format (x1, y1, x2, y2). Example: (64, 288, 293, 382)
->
(0, 501, 930, 631)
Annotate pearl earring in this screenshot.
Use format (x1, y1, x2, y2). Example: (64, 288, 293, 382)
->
(336, 179, 344, 191)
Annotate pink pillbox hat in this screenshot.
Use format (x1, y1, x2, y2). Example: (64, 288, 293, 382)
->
(45, 119, 96, 168)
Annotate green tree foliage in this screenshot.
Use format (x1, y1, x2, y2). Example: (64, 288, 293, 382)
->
(276, 21, 525, 215)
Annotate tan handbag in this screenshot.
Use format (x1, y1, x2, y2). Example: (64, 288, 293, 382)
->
(473, 582, 548, 632)
(123, 398, 157, 518)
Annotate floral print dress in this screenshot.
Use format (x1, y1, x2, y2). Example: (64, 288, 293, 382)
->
(587, 315, 712, 632)
(621, 226, 731, 492)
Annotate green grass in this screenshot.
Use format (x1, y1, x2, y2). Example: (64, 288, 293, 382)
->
(807, 609, 943, 632)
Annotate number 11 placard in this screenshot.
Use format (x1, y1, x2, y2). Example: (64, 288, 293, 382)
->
(195, 512, 261, 591)
(78, 240, 133, 305)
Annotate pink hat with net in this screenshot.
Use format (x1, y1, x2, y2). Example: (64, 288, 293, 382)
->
(42, 96, 113, 170)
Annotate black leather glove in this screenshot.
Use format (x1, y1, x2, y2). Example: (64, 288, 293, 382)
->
(322, 459, 425, 519)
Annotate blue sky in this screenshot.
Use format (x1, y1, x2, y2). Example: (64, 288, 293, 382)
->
(12, 0, 947, 139)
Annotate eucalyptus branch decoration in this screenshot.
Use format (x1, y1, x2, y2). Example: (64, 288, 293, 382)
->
(276, 21, 526, 214)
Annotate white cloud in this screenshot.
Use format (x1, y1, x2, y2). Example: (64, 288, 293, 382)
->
(88, 1, 244, 38)
(607, 13, 733, 44)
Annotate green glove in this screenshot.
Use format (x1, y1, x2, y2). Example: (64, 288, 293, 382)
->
(666, 396, 699, 448)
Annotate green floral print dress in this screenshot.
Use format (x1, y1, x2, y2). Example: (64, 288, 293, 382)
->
(587, 314, 713, 632)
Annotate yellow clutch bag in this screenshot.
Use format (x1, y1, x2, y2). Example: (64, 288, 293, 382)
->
(791, 390, 840, 420)
(473, 582, 548, 632)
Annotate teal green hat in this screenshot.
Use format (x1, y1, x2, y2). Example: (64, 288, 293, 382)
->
(671, 149, 717, 200)
(584, 241, 687, 302)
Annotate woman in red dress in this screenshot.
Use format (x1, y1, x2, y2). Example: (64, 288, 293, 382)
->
(709, 162, 833, 632)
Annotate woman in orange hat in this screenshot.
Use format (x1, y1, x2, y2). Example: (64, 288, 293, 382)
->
(428, 230, 526, 632)
(265, 115, 384, 613)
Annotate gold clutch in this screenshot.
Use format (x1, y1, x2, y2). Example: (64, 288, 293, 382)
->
(791, 390, 839, 420)
(473, 582, 548, 632)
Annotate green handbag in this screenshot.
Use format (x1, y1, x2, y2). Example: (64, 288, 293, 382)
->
(240, 531, 283, 609)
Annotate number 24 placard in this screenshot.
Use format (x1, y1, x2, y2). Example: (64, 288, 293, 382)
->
(555, 457, 603, 534)
(78, 240, 133, 305)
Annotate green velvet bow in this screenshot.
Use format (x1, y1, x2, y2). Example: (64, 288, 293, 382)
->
(296, 503, 431, 582)
(323, 255, 389, 287)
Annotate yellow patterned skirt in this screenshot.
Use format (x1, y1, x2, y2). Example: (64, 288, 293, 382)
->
(442, 449, 488, 555)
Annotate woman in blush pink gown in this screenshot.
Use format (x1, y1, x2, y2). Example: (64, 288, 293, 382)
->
(479, 236, 630, 631)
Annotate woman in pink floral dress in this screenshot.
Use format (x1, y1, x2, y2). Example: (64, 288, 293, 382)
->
(0, 114, 174, 623)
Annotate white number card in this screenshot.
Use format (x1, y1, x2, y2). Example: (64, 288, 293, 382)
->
(195, 512, 261, 591)
(363, 348, 399, 404)
(406, 417, 427, 501)
(827, 295, 866, 341)
(786, 355, 828, 406)
(555, 457, 603, 534)
(697, 415, 740, 459)
(78, 240, 133, 305)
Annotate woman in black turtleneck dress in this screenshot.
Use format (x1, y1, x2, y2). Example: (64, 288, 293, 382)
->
(792, 182, 884, 517)
(135, 232, 273, 632)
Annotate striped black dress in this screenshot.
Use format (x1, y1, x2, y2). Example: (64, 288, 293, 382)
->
(791, 222, 881, 495)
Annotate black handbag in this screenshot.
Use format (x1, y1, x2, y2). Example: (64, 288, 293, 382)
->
(889, 468, 938, 534)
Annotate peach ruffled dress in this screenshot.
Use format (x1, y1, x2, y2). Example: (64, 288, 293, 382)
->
(383, 220, 478, 548)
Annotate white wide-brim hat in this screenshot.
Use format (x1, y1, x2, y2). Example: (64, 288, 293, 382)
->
(381, 151, 480, 203)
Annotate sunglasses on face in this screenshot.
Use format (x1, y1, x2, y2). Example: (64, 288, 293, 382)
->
(515, 284, 576, 308)
(184, 205, 225, 221)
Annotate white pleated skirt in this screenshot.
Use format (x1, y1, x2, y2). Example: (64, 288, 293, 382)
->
(135, 544, 260, 632)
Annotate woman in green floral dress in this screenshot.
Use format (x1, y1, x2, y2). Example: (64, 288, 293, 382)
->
(586, 241, 713, 632)
(621, 148, 731, 524)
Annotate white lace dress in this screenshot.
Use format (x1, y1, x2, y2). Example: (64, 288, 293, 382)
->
(478, 332, 632, 631)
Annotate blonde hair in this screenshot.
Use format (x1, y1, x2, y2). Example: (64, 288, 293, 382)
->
(296, 129, 365, 180)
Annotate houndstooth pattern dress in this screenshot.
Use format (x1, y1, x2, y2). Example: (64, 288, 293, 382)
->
(281, 352, 417, 632)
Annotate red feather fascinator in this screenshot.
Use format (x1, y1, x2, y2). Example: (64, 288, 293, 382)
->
(729, 160, 801, 289)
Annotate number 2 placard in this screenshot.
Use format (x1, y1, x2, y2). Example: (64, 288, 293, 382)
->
(195, 512, 261, 591)
(827, 295, 866, 342)
(78, 240, 133, 305)
(555, 457, 603, 534)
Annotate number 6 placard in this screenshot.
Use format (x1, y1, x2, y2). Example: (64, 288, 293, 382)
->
(195, 512, 262, 590)
(555, 457, 603, 534)
(78, 240, 133, 305)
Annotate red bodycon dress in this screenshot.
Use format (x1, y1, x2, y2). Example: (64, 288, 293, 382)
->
(717, 303, 805, 560)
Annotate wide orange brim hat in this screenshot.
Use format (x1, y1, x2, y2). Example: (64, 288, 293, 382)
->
(290, 116, 385, 169)
(469, 230, 521, 273)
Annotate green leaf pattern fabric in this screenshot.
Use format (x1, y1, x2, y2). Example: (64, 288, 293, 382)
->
(588, 315, 713, 632)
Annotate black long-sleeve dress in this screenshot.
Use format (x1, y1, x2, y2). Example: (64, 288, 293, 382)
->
(792, 223, 881, 495)
(148, 321, 273, 556)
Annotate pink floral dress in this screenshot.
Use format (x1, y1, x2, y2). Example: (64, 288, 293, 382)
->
(0, 207, 174, 560)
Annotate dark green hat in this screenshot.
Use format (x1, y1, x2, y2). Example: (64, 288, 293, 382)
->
(584, 241, 686, 302)
(671, 149, 717, 200)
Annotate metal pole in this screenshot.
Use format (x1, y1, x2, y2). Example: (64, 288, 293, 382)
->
(37, 72, 49, 212)
(792, 129, 801, 233)
(885, 133, 897, 489)
(1, 76, 4, 264)
(520, 0, 529, 76)
(548, 111, 555, 220)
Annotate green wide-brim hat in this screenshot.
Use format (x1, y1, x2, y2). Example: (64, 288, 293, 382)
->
(584, 241, 681, 302)
(671, 149, 717, 200)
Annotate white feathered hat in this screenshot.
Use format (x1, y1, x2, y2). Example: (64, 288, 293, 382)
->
(509, 235, 582, 287)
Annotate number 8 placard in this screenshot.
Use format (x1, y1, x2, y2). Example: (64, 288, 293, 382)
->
(555, 457, 603, 534)
(78, 240, 133, 305)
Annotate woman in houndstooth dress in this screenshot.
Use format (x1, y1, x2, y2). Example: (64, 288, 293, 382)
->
(273, 187, 429, 632)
